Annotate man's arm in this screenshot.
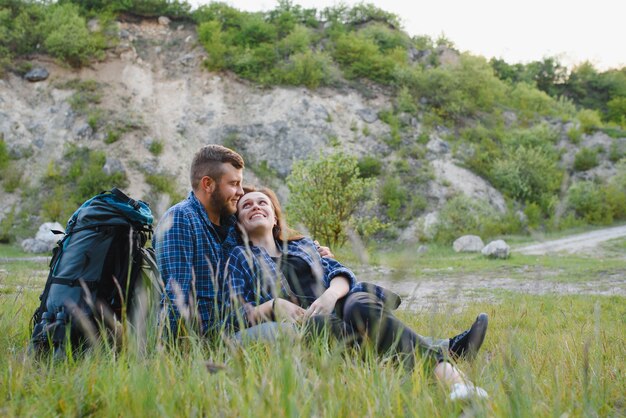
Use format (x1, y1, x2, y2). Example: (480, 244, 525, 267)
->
(314, 240, 334, 258)
(155, 210, 195, 328)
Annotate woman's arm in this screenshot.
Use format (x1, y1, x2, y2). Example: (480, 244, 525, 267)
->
(304, 275, 350, 319)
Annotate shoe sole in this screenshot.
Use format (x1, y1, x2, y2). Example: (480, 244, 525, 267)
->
(466, 313, 488, 359)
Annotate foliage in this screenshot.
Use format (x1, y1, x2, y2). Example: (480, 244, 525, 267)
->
(490, 145, 562, 210)
(357, 156, 382, 178)
(40, 145, 128, 222)
(286, 152, 372, 247)
(577, 109, 603, 134)
(411, 54, 507, 120)
(379, 176, 407, 221)
(566, 181, 613, 225)
(145, 172, 185, 205)
(573, 147, 599, 172)
(0, 136, 9, 171)
(275, 50, 336, 89)
(433, 194, 507, 243)
(148, 139, 164, 156)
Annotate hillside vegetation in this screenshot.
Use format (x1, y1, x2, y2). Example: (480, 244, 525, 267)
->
(1, 0, 626, 246)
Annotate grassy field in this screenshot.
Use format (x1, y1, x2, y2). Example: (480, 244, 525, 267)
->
(0, 242, 624, 417)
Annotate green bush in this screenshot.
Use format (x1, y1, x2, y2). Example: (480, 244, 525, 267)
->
(145, 172, 185, 204)
(567, 126, 582, 144)
(566, 181, 612, 224)
(286, 152, 372, 247)
(412, 55, 506, 120)
(490, 145, 562, 208)
(332, 32, 397, 84)
(573, 147, 599, 172)
(433, 195, 501, 243)
(607, 97, 626, 126)
(275, 51, 335, 89)
(380, 176, 407, 221)
(39, 4, 104, 67)
(0, 137, 9, 171)
(609, 141, 623, 162)
(40, 145, 128, 222)
(148, 139, 164, 156)
(577, 109, 603, 134)
(198, 20, 227, 71)
(508, 82, 558, 121)
(357, 156, 382, 178)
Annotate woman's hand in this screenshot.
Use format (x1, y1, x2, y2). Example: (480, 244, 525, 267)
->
(274, 298, 306, 323)
(304, 288, 341, 320)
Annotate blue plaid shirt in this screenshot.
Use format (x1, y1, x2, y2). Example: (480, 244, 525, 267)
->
(224, 237, 388, 329)
(153, 191, 239, 333)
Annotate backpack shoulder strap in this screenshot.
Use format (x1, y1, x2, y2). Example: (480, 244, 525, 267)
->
(110, 187, 141, 210)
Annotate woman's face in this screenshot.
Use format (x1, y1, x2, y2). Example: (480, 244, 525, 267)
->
(237, 191, 277, 235)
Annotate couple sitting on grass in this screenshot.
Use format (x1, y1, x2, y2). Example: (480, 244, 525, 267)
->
(154, 144, 489, 401)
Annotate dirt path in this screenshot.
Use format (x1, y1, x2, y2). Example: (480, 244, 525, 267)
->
(515, 225, 626, 255)
(354, 225, 626, 312)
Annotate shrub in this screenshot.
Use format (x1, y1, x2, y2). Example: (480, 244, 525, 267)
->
(145, 172, 185, 204)
(148, 139, 164, 156)
(607, 97, 626, 126)
(567, 126, 582, 144)
(286, 152, 372, 247)
(332, 32, 397, 84)
(490, 145, 562, 208)
(39, 4, 103, 67)
(275, 51, 335, 89)
(357, 156, 382, 178)
(40, 145, 128, 222)
(0, 137, 9, 171)
(198, 20, 227, 71)
(577, 109, 603, 134)
(566, 181, 612, 224)
(524, 202, 542, 229)
(508, 82, 558, 121)
(573, 147, 599, 172)
(379, 176, 407, 221)
(609, 141, 623, 163)
(433, 195, 501, 244)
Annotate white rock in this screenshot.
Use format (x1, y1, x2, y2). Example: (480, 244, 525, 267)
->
(22, 222, 64, 253)
(453, 235, 485, 252)
(482, 240, 510, 259)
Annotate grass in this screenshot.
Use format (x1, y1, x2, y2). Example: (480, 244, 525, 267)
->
(0, 242, 624, 416)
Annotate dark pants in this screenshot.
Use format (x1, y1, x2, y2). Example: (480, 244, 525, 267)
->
(306, 292, 445, 368)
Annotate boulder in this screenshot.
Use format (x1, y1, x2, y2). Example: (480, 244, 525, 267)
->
(21, 222, 64, 254)
(357, 108, 378, 123)
(24, 67, 49, 82)
(103, 157, 125, 176)
(158, 16, 171, 26)
(87, 18, 101, 32)
(482, 240, 510, 259)
(453, 235, 484, 253)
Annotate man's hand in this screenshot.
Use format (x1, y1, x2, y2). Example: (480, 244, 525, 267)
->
(304, 288, 340, 320)
(314, 240, 334, 258)
(274, 298, 306, 323)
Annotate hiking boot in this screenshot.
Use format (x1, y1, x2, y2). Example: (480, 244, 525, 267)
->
(449, 313, 488, 360)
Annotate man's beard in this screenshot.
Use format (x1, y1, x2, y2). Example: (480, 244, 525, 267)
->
(210, 185, 235, 219)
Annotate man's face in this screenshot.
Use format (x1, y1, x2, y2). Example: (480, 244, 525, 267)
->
(210, 163, 244, 217)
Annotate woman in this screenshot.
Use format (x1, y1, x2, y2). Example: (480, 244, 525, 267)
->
(225, 186, 488, 400)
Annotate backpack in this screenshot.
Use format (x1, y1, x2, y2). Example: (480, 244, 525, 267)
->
(30, 188, 162, 359)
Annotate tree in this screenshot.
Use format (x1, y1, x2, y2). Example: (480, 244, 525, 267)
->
(286, 152, 372, 247)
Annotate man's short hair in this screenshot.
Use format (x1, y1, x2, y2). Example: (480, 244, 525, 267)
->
(190, 145, 244, 190)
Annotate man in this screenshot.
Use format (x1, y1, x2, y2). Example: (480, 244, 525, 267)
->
(153, 145, 245, 335)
